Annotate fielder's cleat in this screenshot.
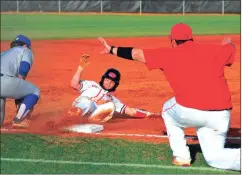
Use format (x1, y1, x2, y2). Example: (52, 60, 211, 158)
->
(12, 117, 30, 129)
(172, 156, 191, 166)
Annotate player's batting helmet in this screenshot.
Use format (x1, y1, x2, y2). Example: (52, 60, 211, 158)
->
(99, 68, 121, 92)
(170, 23, 193, 40)
(10, 34, 31, 49)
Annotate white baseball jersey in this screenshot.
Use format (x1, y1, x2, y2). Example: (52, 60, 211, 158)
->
(74, 80, 127, 114)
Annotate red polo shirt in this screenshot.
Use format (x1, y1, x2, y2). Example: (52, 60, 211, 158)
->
(143, 41, 235, 110)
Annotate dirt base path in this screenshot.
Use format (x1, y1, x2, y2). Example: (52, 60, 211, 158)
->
(1, 35, 240, 143)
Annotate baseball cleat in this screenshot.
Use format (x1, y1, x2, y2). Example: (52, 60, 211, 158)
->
(67, 107, 83, 117)
(12, 118, 30, 129)
(172, 156, 191, 166)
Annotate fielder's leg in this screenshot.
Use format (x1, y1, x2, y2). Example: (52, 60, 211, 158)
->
(1, 76, 40, 128)
(14, 94, 39, 120)
(0, 98, 6, 126)
(196, 110, 240, 171)
(162, 97, 191, 165)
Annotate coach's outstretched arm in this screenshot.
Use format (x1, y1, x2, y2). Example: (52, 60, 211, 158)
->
(98, 37, 146, 63)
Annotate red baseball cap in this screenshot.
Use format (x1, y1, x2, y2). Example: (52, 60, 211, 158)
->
(170, 23, 193, 40)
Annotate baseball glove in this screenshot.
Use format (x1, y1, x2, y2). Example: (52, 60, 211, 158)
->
(79, 54, 90, 69)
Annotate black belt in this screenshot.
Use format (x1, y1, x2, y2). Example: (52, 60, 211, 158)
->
(208, 108, 232, 111)
(0, 73, 14, 77)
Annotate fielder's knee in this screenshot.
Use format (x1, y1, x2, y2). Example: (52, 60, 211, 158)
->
(205, 150, 241, 171)
(20, 87, 40, 109)
(206, 158, 230, 170)
(204, 152, 220, 167)
(33, 87, 40, 97)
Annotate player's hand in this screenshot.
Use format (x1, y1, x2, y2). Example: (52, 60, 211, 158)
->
(222, 37, 232, 45)
(98, 37, 111, 54)
(145, 112, 161, 120)
(79, 54, 90, 69)
(136, 108, 161, 120)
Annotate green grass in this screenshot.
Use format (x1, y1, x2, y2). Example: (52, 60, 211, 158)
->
(0, 134, 239, 174)
(1, 14, 240, 40)
(1, 14, 240, 174)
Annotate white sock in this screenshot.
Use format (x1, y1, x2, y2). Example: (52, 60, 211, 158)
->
(15, 104, 29, 120)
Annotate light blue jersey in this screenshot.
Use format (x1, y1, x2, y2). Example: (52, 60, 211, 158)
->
(1, 46, 33, 77)
(1, 44, 39, 126)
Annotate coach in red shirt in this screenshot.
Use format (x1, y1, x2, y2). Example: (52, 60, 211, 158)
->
(98, 23, 240, 171)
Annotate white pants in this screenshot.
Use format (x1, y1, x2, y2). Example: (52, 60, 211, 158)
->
(72, 96, 115, 122)
(162, 97, 240, 171)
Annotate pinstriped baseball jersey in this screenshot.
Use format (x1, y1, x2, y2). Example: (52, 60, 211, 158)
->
(74, 80, 126, 113)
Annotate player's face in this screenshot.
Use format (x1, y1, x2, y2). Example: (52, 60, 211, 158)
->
(103, 78, 115, 90)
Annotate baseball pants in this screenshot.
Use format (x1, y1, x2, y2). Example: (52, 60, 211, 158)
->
(0, 75, 40, 125)
(72, 96, 115, 122)
(162, 97, 240, 171)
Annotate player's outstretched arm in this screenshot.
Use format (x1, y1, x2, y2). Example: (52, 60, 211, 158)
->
(98, 37, 146, 63)
(124, 107, 160, 119)
(70, 54, 89, 90)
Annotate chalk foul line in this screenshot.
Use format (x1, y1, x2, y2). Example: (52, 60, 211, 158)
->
(0, 128, 240, 140)
(0, 157, 229, 172)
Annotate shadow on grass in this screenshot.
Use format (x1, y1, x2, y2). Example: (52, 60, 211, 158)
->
(188, 144, 202, 164)
(189, 142, 241, 164)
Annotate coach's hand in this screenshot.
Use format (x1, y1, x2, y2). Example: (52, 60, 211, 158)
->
(222, 37, 232, 45)
(98, 37, 111, 54)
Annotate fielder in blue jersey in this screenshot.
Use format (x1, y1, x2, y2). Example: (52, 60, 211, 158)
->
(0, 35, 40, 128)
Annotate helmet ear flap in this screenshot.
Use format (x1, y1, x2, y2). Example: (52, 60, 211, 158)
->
(99, 76, 119, 92)
(99, 76, 105, 88)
